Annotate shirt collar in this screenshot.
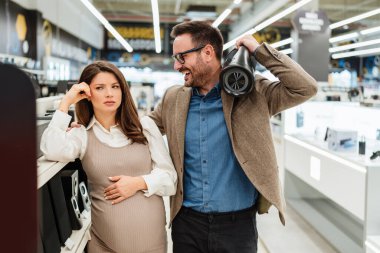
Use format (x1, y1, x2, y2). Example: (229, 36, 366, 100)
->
(86, 116, 118, 133)
(192, 83, 221, 97)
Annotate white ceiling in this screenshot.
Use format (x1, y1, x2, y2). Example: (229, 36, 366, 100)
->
(92, 0, 380, 31)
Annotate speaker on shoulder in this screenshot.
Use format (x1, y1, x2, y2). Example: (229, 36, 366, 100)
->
(78, 182, 91, 212)
(38, 185, 61, 253)
(60, 170, 79, 202)
(47, 174, 72, 246)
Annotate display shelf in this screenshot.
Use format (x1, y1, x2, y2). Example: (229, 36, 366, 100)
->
(284, 134, 380, 253)
(286, 197, 363, 253)
(270, 117, 282, 125)
(61, 211, 91, 253)
(37, 157, 68, 189)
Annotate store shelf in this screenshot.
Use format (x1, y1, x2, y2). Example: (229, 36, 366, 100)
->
(37, 157, 68, 189)
(61, 211, 91, 253)
(270, 118, 282, 125)
(287, 197, 363, 253)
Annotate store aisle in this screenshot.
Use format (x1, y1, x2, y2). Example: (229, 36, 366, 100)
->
(257, 205, 338, 253)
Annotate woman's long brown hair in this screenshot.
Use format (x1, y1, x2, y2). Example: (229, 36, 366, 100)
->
(75, 61, 147, 145)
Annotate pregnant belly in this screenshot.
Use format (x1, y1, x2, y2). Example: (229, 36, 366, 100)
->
(90, 192, 167, 252)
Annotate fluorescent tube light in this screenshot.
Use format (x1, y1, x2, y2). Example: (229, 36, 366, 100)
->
(255, 0, 312, 31)
(223, 0, 312, 51)
(329, 8, 380, 30)
(80, 0, 133, 52)
(332, 47, 380, 59)
(270, 38, 293, 49)
(329, 39, 380, 53)
(212, 0, 243, 28)
(174, 0, 181, 14)
(212, 9, 232, 28)
(151, 0, 161, 53)
(361, 25, 380, 35)
(329, 32, 359, 43)
(279, 48, 293, 55)
(329, 25, 380, 44)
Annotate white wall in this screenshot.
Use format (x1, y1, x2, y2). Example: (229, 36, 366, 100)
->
(11, 0, 103, 49)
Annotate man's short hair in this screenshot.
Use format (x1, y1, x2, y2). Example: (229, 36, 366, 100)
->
(170, 21, 224, 61)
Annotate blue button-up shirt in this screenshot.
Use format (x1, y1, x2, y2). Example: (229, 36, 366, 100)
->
(183, 84, 258, 213)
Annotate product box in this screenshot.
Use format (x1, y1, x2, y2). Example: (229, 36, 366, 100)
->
(327, 128, 358, 152)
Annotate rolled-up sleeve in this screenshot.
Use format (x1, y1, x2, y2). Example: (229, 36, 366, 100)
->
(140, 116, 177, 197)
(40, 110, 87, 162)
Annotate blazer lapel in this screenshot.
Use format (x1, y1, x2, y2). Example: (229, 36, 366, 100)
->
(175, 87, 192, 165)
(221, 90, 234, 137)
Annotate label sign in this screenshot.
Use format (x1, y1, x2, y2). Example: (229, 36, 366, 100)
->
(292, 10, 329, 34)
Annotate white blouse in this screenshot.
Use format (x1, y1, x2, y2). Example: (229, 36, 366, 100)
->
(40, 110, 177, 197)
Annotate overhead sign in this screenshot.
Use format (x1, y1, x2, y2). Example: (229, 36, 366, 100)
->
(107, 23, 165, 52)
(292, 10, 329, 34)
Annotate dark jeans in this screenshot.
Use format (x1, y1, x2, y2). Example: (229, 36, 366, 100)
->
(172, 205, 258, 253)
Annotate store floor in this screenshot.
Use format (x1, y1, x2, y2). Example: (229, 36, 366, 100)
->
(257, 205, 338, 253)
(164, 197, 338, 253)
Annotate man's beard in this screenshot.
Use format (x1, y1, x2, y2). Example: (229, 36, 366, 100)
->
(183, 57, 211, 88)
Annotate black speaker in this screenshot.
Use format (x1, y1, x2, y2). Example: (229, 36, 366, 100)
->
(220, 46, 256, 97)
(60, 170, 83, 230)
(67, 196, 83, 230)
(38, 185, 61, 253)
(60, 170, 79, 202)
(78, 182, 91, 212)
(48, 174, 72, 246)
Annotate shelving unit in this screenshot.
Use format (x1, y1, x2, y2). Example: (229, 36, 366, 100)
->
(283, 134, 380, 253)
(61, 212, 91, 253)
(37, 157, 92, 253)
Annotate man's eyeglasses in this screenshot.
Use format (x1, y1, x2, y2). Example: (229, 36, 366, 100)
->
(172, 45, 205, 64)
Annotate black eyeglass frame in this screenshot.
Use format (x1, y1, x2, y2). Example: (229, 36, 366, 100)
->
(172, 45, 206, 64)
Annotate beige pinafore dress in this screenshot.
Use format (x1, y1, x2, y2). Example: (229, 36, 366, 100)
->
(81, 129, 167, 253)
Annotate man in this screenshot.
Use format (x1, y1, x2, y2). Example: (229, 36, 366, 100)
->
(149, 21, 318, 253)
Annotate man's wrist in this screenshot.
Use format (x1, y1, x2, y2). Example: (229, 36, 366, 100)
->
(252, 44, 262, 58)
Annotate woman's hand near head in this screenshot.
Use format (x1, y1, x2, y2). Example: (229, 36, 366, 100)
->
(59, 82, 92, 113)
(104, 175, 148, 204)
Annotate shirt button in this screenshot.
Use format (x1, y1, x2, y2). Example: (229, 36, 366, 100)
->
(205, 181, 208, 185)
(203, 160, 206, 163)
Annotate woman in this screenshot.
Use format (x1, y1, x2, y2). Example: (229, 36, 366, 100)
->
(41, 61, 177, 253)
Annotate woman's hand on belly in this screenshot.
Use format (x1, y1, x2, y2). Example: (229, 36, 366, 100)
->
(104, 175, 147, 204)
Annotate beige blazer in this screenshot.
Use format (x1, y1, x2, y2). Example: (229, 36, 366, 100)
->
(149, 43, 318, 225)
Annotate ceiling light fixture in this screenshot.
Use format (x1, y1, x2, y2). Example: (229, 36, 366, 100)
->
(279, 48, 293, 55)
(329, 32, 359, 43)
(331, 47, 380, 59)
(329, 25, 380, 44)
(270, 38, 294, 49)
(223, 0, 312, 51)
(361, 25, 380, 35)
(329, 8, 380, 30)
(329, 38, 380, 53)
(151, 0, 161, 53)
(212, 0, 243, 28)
(80, 0, 133, 52)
